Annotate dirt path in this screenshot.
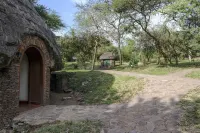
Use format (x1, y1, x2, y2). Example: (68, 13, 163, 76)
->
(14, 69, 200, 133)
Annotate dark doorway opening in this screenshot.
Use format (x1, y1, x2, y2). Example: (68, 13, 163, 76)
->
(19, 47, 43, 112)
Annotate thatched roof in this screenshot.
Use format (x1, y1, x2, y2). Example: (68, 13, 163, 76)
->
(0, 0, 62, 69)
(100, 52, 116, 60)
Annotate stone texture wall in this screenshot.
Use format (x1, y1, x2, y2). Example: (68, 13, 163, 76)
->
(0, 64, 19, 129)
(0, 0, 62, 69)
(0, 0, 62, 130)
(0, 36, 51, 130)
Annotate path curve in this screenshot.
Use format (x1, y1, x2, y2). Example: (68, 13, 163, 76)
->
(14, 69, 200, 133)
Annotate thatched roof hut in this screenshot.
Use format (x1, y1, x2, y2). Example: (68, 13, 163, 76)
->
(100, 52, 116, 60)
(99, 52, 116, 68)
(0, 0, 62, 129)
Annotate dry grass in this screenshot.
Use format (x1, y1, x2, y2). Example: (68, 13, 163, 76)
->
(32, 120, 102, 133)
(179, 88, 200, 132)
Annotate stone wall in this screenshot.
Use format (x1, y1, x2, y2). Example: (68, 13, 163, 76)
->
(0, 64, 19, 129)
(0, 36, 51, 130)
(0, 0, 62, 130)
(0, 0, 62, 69)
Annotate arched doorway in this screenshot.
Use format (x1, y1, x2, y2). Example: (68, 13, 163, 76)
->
(19, 47, 44, 106)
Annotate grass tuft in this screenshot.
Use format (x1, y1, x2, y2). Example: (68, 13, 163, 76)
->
(114, 63, 181, 75)
(32, 120, 102, 133)
(186, 71, 200, 79)
(61, 70, 144, 104)
(179, 88, 200, 132)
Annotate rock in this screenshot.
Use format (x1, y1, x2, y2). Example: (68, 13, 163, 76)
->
(129, 130, 137, 133)
(100, 129, 105, 133)
(64, 89, 73, 93)
(62, 97, 72, 101)
(0, 130, 6, 133)
(79, 102, 85, 105)
(18, 122, 24, 126)
(77, 98, 84, 102)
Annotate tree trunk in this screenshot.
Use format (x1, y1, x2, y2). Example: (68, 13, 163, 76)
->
(157, 56, 161, 65)
(175, 56, 179, 65)
(147, 56, 150, 63)
(188, 50, 192, 62)
(168, 57, 172, 65)
(118, 48, 122, 65)
(142, 28, 168, 65)
(91, 40, 98, 70)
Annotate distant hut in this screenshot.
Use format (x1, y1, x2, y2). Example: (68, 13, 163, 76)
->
(72, 56, 77, 62)
(100, 52, 116, 68)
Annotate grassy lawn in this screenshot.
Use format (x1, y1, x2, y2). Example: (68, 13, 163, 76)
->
(114, 60, 200, 75)
(63, 62, 100, 71)
(114, 63, 181, 75)
(179, 88, 200, 132)
(186, 71, 200, 79)
(59, 70, 144, 104)
(32, 121, 102, 133)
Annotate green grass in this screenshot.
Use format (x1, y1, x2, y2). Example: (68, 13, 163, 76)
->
(186, 71, 200, 79)
(63, 62, 100, 71)
(114, 60, 200, 75)
(60, 70, 144, 104)
(32, 120, 102, 133)
(114, 63, 181, 75)
(179, 88, 200, 132)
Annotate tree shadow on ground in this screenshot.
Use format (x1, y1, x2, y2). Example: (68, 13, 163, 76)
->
(15, 94, 198, 133)
(67, 71, 117, 104)
(169, 61, 200, 68)
(51, 70, 144, 105)
(100, 96, 185, 133)
(51, 71, 119, 105)
(178, 88, 200, 132)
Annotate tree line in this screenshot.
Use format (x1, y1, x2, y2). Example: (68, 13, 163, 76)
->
(32, 0, 200, 69)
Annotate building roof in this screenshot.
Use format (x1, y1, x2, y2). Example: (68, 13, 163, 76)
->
(0, 0, 62, 69)
(100, 52, 116, 60)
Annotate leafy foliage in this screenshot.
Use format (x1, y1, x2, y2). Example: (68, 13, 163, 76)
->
(33, 120, 102, 133)
(31, 0, 65, 31)
(62, 71, 144, 104)
(60, 29, 111, 69)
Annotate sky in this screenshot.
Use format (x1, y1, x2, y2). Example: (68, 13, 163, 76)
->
(38, 0, 88, 35)
(38, 0, 165, 36)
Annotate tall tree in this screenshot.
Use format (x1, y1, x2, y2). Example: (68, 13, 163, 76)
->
(76, 1, 111, 70)
(31, 0, 65, 31)
(161, 0, 200, 61)
(60, 29, 111, 69)
(76, 0, 128, 65)
(112, 0, 170, 64)
(93, 1, 128, 65)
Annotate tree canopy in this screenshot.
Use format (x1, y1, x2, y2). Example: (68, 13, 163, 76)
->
(31, 0, 65, 31)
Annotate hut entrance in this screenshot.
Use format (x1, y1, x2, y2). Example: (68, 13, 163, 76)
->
(100, 52, 116, 68)
(19, 47, 43, 109)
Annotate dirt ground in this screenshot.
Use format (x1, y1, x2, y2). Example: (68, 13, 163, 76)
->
(50, 92, 81, 105)
(15, 69, 200, 133)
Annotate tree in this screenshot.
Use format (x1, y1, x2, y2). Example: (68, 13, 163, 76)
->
(31, 0, 65, 31)
(122, 39, 135, 62)
(136, 32, 156, 64)
(76, 1, 113, 70)
(161, 0, 200, 62)
(112, 0, 171, 65)
(162, 0, 200, 29)
(76, 0, 128, 65)
(93, 1, 128, 65)
(60, 29, 111, 69)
